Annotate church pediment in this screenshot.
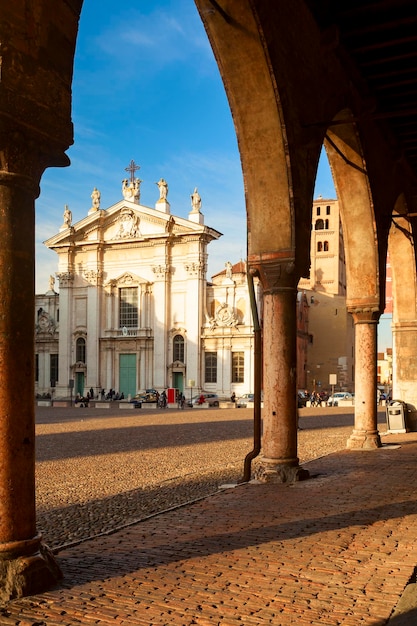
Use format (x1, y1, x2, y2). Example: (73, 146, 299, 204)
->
(105, 271, 150, 288)
(45, 195, 221, 252)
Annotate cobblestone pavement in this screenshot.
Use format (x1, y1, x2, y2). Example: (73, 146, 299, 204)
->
(34, 405, 377, 551)
(3, 405, 417, 624)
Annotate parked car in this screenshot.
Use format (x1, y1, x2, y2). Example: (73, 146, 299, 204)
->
(188, 393, 219, 407)
(236, 393, 255, 408)
(327, 392, 354, 406)
(134, 389, 159, 403)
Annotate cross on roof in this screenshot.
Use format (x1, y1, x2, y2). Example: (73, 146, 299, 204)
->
(125, 159, 140, 183)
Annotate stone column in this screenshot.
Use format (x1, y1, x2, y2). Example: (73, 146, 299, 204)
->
(0, 156, 62, 602)
(251, 255, 309, 483)
(347, 308, 382, 449)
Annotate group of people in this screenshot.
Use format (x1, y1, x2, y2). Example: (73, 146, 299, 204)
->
(156, 390, 186, 409)
(102, 388, 124, 401)
(75, 387, 125, 406)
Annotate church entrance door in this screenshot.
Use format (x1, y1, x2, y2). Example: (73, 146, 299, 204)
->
(119, 354, 137, 398)
(173, 372, 183, 393)
(75, 372, 84, 396)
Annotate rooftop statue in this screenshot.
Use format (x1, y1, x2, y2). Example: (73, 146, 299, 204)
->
(63, 204, 72, 227)
(191, 187, 202, 212)
(91, 187, 101, 211)
(156, 178, 169, 201)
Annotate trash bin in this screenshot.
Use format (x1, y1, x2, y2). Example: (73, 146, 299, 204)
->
(386, 400, 408, 433)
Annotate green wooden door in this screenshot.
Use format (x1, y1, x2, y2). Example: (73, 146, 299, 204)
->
(173, 372, 183, 393)
(119, 354, 137, 398)
(75, 372, 84, 396)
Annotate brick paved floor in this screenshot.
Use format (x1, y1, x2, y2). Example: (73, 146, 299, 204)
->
(3, 430, 417, 625)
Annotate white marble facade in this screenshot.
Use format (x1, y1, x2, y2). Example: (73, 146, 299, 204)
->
(35, 169, 259, 400)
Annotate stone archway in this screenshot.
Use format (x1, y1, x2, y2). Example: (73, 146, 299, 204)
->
(325, 113, 382, 448)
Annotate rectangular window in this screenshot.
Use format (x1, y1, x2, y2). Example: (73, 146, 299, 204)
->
(326, 205, 331, 215)
(232, 352, 244, 383)
(316, 206, 321, 216)
(119, 287, 138, 328)
(35, 354, 39, 382)
(50, 353, 59, 386)
(205, 352, 217, 383)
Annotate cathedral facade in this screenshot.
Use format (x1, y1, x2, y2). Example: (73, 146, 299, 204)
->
(36, 181, 351, 402)
(35, 171, 268, 401)
(35, 171, 223, 399)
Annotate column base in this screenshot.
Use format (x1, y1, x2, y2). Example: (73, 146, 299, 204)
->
(0, 535, 62, 604)
(255, 459, 310, 483)
(346, 429, 382, 450)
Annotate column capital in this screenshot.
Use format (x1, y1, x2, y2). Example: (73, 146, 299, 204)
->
(57, 272, 75, 288)
(248, 252, 297, 294)
(348, 305, 381, 324)
(0, 125, 70, 195)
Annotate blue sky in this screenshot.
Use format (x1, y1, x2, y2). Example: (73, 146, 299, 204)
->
(35, 0, 335, 293)
(35, 0, 391, 348)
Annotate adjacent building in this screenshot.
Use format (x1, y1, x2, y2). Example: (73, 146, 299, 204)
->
(298, 196, 355, 392)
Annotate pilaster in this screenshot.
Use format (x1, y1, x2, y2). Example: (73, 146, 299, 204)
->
(55, 271, 74, 397)
(152, 263, 171, 389)
(85, 269, 103, 392)
(184, 260, 206, 390)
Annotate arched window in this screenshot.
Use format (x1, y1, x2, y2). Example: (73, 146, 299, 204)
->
(324, 241, 329, 251)
(317, 241, 323, 252)
(173, 335, 184, 362)
(76, 337, 86, 363)
(315, 219, 324, 230)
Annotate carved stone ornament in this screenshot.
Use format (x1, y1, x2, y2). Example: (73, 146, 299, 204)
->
(185, 261, 203, 276)
(169, 327, 186, 337)
(84, 269, 103, 284)
(56, 272, 74, 287)
(214, 303, 238, 327)
(152, 264, 170, 279)
(36, 310, 57, 335)
(114, 208, 141, 239)
(122, 178, 142, 204)
(118, 273, 135, 285)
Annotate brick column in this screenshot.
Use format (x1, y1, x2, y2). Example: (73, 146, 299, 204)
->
(250, 254, 309, 483)
(347, 308, 382, 449)
(0, 154, 62, 602)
